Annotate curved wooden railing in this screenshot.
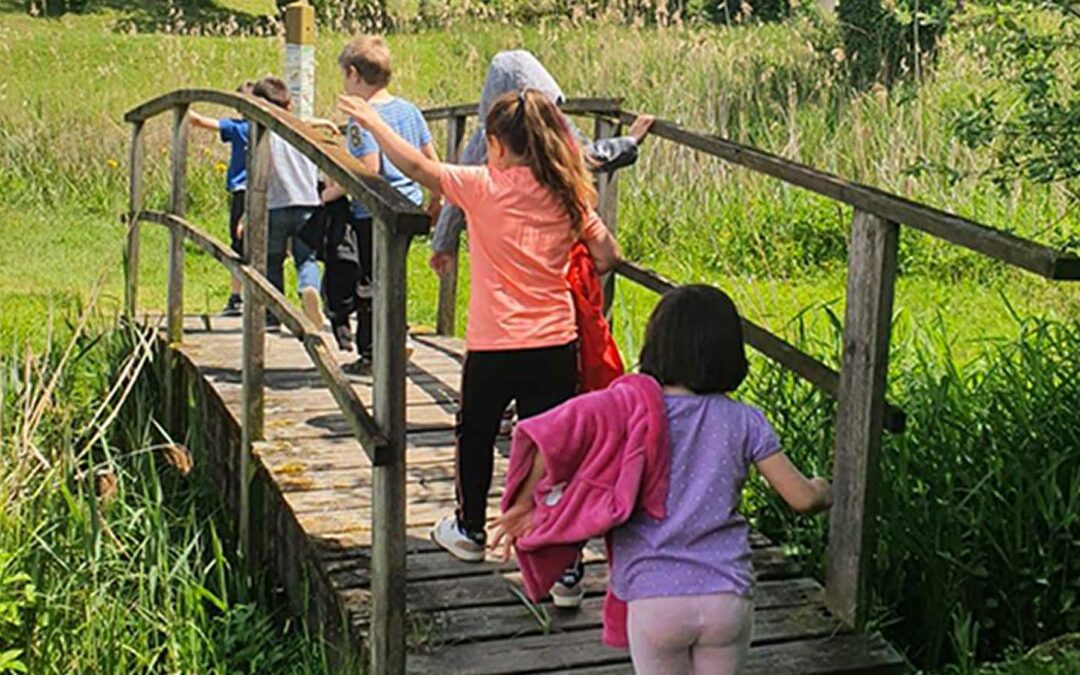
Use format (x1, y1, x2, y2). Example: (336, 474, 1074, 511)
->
(424, 100, 1080, 635)
(123, 89, 422, 675)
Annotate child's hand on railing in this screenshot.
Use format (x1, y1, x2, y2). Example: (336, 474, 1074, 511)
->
(429, 252, 454, 278)
(628, 114, 656, 145)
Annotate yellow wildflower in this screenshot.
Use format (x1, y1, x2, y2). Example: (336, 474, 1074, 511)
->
(214, 161, 228, 174)
(106, 158, 119, 169)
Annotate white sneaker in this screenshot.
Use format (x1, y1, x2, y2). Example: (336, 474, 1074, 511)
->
(431, 514, 486, 563)
(301, 287, 322, 328)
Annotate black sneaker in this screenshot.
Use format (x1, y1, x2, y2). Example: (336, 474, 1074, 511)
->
(221, 293, 242, 317)
(343, 356, 371, 375)
(333, 324, 354, 352)
(551, 555, 585, 608)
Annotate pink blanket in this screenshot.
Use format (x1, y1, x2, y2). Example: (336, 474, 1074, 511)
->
(501, 374, 669, 648)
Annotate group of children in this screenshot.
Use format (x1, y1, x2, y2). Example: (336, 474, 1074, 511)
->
(194, 40, 832, 674)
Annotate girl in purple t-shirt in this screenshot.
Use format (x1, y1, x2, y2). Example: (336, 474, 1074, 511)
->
(613, 285, 833, 674)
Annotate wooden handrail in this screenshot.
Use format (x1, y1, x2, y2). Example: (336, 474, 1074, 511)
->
(615, 260, 907, 434)
(125, 89, 429, 236)
(134, 210, 389, 460)
(614, 110, 1080, 281)
(421, 97, 622, 121)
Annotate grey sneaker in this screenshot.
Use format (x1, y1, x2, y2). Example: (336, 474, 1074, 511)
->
(551, 556, 585, 608)
(431, 514, 486, 563)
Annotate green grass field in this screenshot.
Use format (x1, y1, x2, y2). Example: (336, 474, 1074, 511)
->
(3, 4, 1080, 672)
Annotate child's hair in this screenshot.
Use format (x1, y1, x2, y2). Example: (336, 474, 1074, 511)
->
(639, 285, 749, 394)
(252, 76, 291, 109)
(237, 81, 255, 95)
(485, 89, 596, 237)
(338, 35, 392, 88)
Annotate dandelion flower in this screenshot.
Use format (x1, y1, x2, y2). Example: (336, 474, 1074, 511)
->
(107, 158, 119, 170)
(214, 162, 228, 174)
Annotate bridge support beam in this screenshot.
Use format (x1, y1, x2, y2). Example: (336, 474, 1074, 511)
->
(125, 121, 145, 318)
(436, 114, 466, 337)
(594, 116, 620, 319)
(825, 209, 899, 628)
(164, 104, 190, 440)
(371, 217, 411, 674)
(240, 122, 271, 563)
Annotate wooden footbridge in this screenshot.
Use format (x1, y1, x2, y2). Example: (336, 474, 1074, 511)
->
(121, 89, 1080, 674)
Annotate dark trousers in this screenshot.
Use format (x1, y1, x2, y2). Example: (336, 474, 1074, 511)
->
(229, 189, 246, 256)
(455, 342, 578, 534)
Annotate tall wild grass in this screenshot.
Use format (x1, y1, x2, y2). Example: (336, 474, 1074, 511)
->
(0, 295, 330, 673)
(740, 310, 1080, 669)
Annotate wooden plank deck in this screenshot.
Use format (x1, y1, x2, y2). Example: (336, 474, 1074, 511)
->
(172, 315, 905, 674)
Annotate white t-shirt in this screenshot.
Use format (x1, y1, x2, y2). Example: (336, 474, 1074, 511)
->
(267, 133, 319, 210)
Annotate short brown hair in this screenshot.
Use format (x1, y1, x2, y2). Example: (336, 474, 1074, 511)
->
(252, 76, 290, 109)
(639, 285, 749, 394)
(338, 35, 392, 88)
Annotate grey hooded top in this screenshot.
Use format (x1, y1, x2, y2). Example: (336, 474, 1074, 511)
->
(430, 50, 640, 254)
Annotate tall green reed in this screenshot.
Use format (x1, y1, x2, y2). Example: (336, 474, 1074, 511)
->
(0, 299, 331, 673)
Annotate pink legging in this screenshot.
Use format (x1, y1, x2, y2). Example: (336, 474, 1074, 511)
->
(627, 593, 754, 675)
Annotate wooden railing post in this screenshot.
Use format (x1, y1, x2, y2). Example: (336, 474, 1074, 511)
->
(240, 122, 270, 559)
(164, 104, 189, 438)
(594, 116, 620, 318)
(370, 218, 411, 675)
(436, 114, 466, 336)
(825, 209, 899, 628)
(125, 121, 146, 317)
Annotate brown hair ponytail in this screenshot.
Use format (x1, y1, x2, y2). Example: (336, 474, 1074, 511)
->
(485, 89, 596, 237)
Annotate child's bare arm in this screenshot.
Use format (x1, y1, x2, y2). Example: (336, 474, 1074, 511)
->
(337, 96, 442, 193)
(420, 141, 443, 218)
(755, 453, 832, 515)
(187, 111, 220, 132)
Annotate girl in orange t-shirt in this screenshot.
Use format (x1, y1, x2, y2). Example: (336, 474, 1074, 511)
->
(338, 89, 619, 562)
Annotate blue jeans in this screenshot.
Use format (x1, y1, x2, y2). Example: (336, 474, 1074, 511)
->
(267, 206, 320, 295)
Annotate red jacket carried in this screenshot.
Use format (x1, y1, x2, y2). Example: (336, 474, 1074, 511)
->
(567, 242, 624, 392)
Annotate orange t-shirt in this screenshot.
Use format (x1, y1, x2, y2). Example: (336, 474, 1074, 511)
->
(438, 164, 608, 352)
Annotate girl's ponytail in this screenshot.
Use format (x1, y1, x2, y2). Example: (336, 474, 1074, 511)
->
(486, 89, 596, 237)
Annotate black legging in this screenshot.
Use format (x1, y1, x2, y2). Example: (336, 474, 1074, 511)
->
(455, 341, 578, 534)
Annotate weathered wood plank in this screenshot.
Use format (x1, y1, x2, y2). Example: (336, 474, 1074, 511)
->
(331, 546, 797, 593)
(164, 104, 189, 439)
(343, 572, 820, 616)
(409, 627, 901, 675)
(594, 116, 620, 318)
(369, 218, 411, 673)
(124, 121, 145, 316)
(574, 631, 903, 675)
(378, 598, 843, 647)
(826, 211, 899, 628)
(240, 121, 271, 559)
(436, 114, 466, 337)
(422, 98, 621, 121)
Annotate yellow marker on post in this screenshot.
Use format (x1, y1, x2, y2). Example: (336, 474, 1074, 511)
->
(284, 1, 315, 119)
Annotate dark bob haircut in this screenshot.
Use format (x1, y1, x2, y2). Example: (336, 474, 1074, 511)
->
(639, 285, 749, 394)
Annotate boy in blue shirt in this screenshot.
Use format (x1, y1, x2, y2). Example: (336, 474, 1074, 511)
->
(189, 81, 254, 317)
(322, 35, 440, 370)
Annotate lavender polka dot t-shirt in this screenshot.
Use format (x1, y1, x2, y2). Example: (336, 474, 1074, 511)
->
(610, 393, 781, 601)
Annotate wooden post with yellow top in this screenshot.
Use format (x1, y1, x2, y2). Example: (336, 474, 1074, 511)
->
(284, 1, 315, 119)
